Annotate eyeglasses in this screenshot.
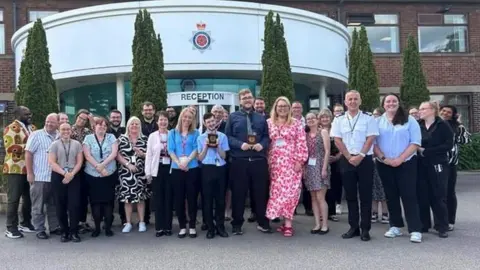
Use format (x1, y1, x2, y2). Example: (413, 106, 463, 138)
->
(277, 105, 290, 109)
(241, 96, 253, 101)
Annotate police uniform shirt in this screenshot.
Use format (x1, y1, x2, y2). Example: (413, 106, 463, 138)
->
(330, 111, 379, 155)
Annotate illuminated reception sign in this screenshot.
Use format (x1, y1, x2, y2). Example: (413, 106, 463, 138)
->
(167, 91, 239, 106)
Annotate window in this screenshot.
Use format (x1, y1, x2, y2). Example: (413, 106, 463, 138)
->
(0, 9, 5, 54)
(28, 10, 58, 22)
(418, 14, 468, 53)
(348, 14, 400, 53)
(430, 94, 471, 130)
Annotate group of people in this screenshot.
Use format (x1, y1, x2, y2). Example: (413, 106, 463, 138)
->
(2, 88, 469, 244)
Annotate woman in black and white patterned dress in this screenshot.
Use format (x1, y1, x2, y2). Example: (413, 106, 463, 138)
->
(116, 116, 151, 233)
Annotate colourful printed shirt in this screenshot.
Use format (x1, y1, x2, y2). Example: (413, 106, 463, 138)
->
(2, 120, 36, 175)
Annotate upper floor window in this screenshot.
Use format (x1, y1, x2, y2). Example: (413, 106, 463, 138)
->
(28, 10, 58, 22)
(418, 14, 468, 53)
(348, 14, 400, 53)
(0, 9, 5, 54)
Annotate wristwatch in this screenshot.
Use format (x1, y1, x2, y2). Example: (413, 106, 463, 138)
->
(359, 152, 366, 157)
(380, 156, 386, 161)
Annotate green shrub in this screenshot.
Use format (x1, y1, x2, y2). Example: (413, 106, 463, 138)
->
(0, 171, 6, 193)
(458, 133, 480, 171)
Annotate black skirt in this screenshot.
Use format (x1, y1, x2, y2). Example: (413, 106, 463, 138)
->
(85, 172, 117, 204)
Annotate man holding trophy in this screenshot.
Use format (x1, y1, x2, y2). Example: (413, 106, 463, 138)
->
(197, 112, 230, 239)
(225, 89, 271, 235)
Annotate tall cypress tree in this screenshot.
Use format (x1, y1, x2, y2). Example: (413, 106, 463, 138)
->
(131, 9, 166, 117)
(400, 34, 430, 109)
(348, 28, 359, 89)
(260, 11, 276, 110)
(275, 13, 294, 102)
(355, 26, 379, 112)
(16, 19, 58, 127)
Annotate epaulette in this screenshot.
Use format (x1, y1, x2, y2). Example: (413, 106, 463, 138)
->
(335, 112, 345, 118)
(363, 111, 373, 116)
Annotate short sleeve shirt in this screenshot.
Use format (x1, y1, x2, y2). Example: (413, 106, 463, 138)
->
(197, 131, 230, 166)
(83, 133, 117, 177)
(49, 139, 83, 169)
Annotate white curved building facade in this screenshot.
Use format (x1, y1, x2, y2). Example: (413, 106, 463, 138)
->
(11, 0, 350, 123)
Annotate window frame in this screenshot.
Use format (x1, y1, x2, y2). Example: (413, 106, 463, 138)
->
(347, 13, 401, 54)
(0, 8, 5, 55)
(417, 13, 469, 54)
(435, 92, 473, 131)
(27, 9, 59, 23)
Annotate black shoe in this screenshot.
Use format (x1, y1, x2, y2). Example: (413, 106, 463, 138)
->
(5, 229, 24, 239)
(60, 233, 70, 242)
(439, 231, 448, 238)
(36, 231, 49, 240)
(305, 209, 314, 216)
(310, 228, 321, 234)
(105, 229, 114, 237)
(361, 231, 371, 241)
(201, 223, 208, 231)
(164, 230, 172, 236)
(18, 223, 36, 233)
(257, 225, 272, 234)
(319, 228, 330, 235)
(272, 218, 281, 223)
(216, 227, 229, 238)
(342, 228, 360, 239)
(71, 233, 81, 242)
(206, 230, 215, 239)
(188, 229, 197, 238)
(232, 226, 243, 235)
(78, 223, 93, 234)
(247, 214, 257, 223)
(50, 227, 62, 236)
(178, 229, 187, 238)
(156, 231, 165, 237)
(91, 230, 101, 238)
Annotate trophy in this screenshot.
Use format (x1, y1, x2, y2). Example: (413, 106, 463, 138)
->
(207, 133, 218, 148)
(247, 132, 256, 145)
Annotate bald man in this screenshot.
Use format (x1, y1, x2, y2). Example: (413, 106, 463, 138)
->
(25, 113, 60, 240)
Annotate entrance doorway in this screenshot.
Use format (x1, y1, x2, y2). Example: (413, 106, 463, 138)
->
(167, 91, 239, 131)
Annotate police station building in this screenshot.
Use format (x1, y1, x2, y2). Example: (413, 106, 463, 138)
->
(10, 0, 350, 123)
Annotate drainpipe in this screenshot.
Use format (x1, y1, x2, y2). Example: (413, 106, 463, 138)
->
(12, 0, 17, 32)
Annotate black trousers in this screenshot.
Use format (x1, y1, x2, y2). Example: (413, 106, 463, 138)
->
(376, 158, 422, 233)
(202, 165, 227, 231)
(91, 203, 113, 231)
(79, 171, 89, 223)
(230, 158, 270, 228)
(340, 156, 374, 232)
(172, 168, 199, 229)
(327, 161, 342, 216)
(51, 172, 81, 234)
(5, 174, 32, 230)
(417, 160, 449, 233)
(153, 164, 173, 231)
(447, 163, 458, 225)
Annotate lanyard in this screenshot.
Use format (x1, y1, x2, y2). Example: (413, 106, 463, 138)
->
(158, 132, 168, 157)
(62, 140, 72, 164)
(181, 134, 187, 156)
(348, 113, 360, 133)
(95, 135, 105, 159)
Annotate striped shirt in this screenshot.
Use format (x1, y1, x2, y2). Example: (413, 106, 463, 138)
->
(448, 124, 471, 165)
(25, 129, 58, 182)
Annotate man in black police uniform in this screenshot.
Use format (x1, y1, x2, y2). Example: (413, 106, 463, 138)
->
(108, 109, 126, 224)
(140, 102, 158, 225)
(330, 90, 379, 241)
(225, 89, 271, 235)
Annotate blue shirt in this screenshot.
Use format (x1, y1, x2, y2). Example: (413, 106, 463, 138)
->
(83, 133, 117, 177)
(197, 131, 229, 166)
(376, 115, 421, 160)
(167, 129, 199, 169)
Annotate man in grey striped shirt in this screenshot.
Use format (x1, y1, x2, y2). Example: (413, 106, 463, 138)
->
(25, 113, 60, 240)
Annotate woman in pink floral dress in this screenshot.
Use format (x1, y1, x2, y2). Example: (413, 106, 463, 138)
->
(266, 97, 308, 237)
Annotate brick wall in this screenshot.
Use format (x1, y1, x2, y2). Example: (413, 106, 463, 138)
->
(472, 93, 480, 133)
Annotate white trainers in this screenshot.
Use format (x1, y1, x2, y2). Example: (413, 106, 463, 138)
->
(336, 204, 342, 215)
(384, 227, 403, 238)
(122, 223, 133, 233)
(448, 224, 455, 231)
(410, 232, 422, 243)
(139, 222, 147, 232)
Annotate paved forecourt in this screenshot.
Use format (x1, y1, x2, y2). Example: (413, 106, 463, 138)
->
(0, 172, 479, 270)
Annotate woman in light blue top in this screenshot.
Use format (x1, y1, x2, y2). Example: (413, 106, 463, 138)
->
(83, 117, 118, 238)
(373, 93, 423, 243)
(167, 108, 200, 238)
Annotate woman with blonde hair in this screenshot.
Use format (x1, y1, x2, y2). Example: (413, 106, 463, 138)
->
(266, 96, 308, 237)
(305, 110, 331, 234)
(168, 108, 200, 238)
(116, 116, 150, 233)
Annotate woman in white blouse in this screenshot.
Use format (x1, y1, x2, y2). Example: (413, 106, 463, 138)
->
(145, 111, 173, 237)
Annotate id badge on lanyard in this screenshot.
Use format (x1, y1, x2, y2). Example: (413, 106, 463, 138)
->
(162, 156, 171, 165)
(308, 158, 317, 166)
(275, 138, 286, 147)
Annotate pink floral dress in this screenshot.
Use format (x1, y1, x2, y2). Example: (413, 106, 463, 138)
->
(266, 118, 308, 220)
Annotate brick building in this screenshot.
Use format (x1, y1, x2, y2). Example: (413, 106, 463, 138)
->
(0, 0, 479, 132)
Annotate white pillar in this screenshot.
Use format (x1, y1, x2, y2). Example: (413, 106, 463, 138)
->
(319, 84, 327, 110)
(116, 74, 126, 126)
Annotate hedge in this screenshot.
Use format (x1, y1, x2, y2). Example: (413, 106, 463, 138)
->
(458, 133, 480, 171)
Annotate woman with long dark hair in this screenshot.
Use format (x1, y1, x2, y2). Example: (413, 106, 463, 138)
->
(439, 105, 471, 231)
(374, 93, 423, 243)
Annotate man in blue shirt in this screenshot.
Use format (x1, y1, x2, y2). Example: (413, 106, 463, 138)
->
(197, 113, 230, 239)
(225, 89, 271, 235)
